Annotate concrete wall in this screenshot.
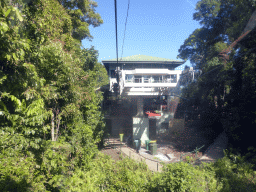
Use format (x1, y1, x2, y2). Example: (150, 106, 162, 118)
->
(133, 117, 149, 146)
(155, 112, 174, 134)
(160, 112, 174, 124)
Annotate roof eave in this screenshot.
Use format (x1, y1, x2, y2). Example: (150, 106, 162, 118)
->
(102, 60, 185, 64)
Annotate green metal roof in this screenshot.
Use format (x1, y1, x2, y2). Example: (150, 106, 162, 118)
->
(103, 55, 181, 62)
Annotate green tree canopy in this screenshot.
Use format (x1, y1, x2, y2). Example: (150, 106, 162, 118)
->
(177, 0, 256, 155)
(57, 0, 103, 41)
(0, 0, 108, 190)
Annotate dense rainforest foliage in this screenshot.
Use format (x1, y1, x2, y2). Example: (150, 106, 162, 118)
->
(177, 0, 256, 159)
(0, 0, 256, 191)
(0, 0, 109, 190)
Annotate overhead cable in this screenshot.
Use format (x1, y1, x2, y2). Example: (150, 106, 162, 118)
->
(121, 0, 130, 61)
(114, 0, 121, 89)
(114, 0, 119, 68)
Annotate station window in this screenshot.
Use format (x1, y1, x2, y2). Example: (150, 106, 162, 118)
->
(143, 75, 151, 83)
(152, 75, 162, 83)
(135, 76, 142, 83)
(125, 74, 134, 83)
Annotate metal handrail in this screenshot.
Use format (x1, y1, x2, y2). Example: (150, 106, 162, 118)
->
(125, 79, 177, 84)
(134, 78, 142, 83)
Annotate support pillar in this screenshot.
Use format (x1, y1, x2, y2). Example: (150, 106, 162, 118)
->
(167, 95, 172, 112)
(137, 97, 144, 116)
(177, 74, 180, 83)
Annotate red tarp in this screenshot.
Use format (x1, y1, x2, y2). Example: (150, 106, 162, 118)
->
(145, 111, 161, 117)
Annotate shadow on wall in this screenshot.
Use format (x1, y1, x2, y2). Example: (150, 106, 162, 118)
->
(133, 117, 149, 145)
(133, 118, 146, 139)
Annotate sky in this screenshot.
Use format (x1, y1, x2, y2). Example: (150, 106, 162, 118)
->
(82, 0, 201, 70)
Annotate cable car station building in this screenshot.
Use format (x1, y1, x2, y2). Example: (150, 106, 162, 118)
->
(102, 55, 185, 145)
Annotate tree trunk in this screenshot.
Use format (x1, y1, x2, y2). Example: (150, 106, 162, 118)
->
(51, 112, 55, 141)
(55, 114, 60, 141)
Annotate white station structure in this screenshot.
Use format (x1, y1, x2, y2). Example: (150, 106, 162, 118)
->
(102, 55, 201, 145)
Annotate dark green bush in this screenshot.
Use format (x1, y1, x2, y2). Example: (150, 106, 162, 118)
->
(147, 161, 222, 192)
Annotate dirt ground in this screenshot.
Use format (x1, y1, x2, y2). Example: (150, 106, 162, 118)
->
(100, 142, 128, 162)
(100, 120, 216, 164)
(100, 148, 122, 161)
(156, 120, 214, 160)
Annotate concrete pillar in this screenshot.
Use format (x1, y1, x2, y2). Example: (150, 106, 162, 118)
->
(167, 95, 172, 112)
(137, 97, 144, 116)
